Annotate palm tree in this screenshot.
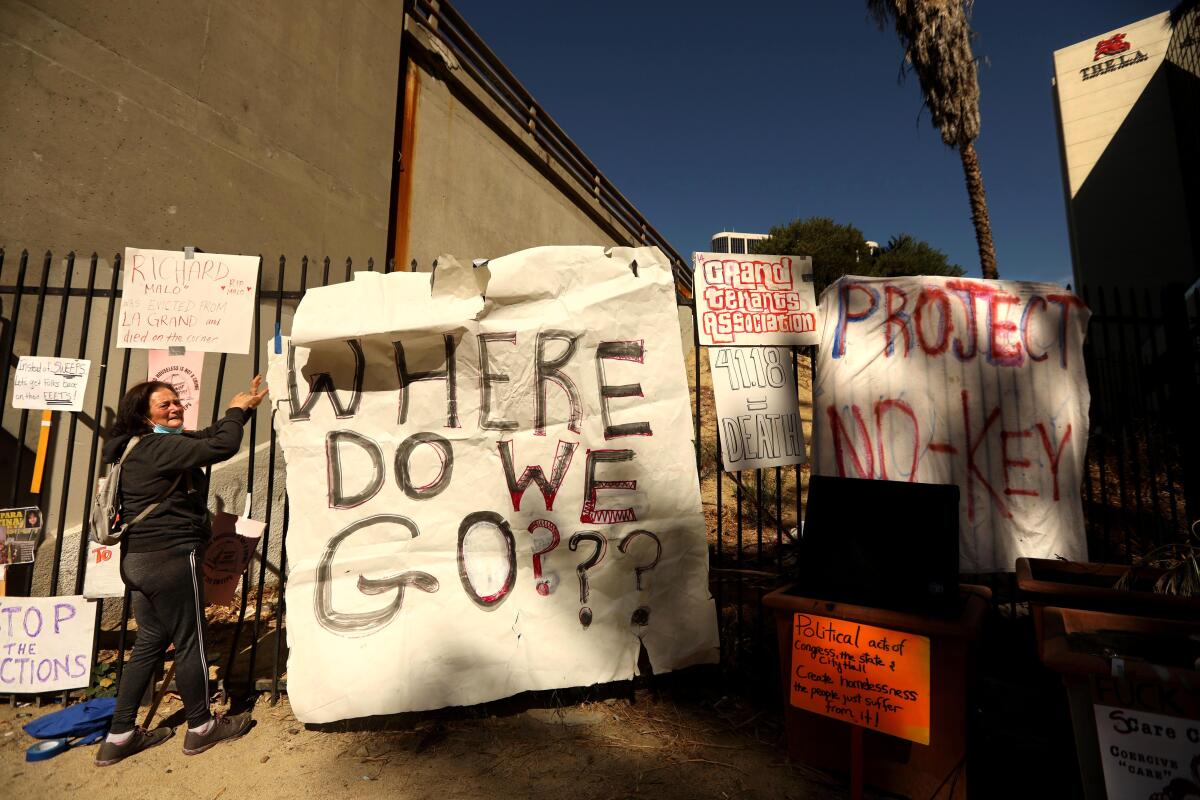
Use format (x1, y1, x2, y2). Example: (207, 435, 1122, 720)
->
(867, 0, 999, 279)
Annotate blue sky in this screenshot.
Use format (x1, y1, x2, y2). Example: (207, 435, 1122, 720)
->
(453, 0, 1165, 283)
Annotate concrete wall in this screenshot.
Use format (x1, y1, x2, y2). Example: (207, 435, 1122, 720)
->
(403, 37, 626, 267)
(0, 0, 402, 261)
(0, 3, 673, 603)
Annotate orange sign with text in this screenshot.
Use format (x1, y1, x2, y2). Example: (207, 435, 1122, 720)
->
(789, 613, 931, 744)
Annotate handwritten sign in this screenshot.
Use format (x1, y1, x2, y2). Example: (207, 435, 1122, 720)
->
(203, 511, 265, 606)
(119, 248, 259, 354)
(0, 507, 41, 566)
(789, 613, 930, 744)
(82, 542, 124, 599)
(693, 252, 819, 346)
(0, 595, 95, 692)
(813, 276, 1091, 572)
(11, 357, 91, 412)
(267, 246, 719, 723)
(709, 346, 806, 470)
(1094, 705, 1200, 798)
(148, 348, 204, 429)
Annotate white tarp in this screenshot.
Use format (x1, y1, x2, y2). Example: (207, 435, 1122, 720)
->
(812, 276, 1091, 572)
(708, 346, 807, 471)
(267, 246, 718, 723)
(119, 248, 259, 353)
(693, 252, 819, 347)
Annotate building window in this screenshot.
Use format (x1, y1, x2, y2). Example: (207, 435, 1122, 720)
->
(731, 237, 746, 254)
(712, 237, 729, 253)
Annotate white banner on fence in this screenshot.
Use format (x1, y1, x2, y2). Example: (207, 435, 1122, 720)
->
(1094, 705, 1200, 799)
(82, 542, 125, 599)
(708, 346, 806, 471)
(0, 595, 95, 692)
(119, 248, 259, 353)
(268, 246, 718, 723)
(692, 252, 819, 347)
(11, 357, 91, 412)
(812, 276, 1091, 572)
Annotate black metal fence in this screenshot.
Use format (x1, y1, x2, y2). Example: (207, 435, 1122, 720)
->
(1, 247, 1197, 703)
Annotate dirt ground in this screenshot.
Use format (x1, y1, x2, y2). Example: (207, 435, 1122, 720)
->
(0, 679, 863, 800)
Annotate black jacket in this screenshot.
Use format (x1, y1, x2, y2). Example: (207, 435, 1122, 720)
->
(101, 407, 252, 553)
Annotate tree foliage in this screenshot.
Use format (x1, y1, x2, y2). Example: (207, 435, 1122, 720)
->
(866, 0, 998, 278)
(874, 233, 964, 281)
(753, 217, 963, 296)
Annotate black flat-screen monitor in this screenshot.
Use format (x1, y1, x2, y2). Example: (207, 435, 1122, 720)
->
(797, 475, 961, 615)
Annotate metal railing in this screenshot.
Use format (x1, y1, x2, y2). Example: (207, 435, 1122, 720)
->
(2, 248, 1196, 702)
(406, 0, 694, 298)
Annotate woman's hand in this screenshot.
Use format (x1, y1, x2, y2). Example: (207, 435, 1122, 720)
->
(229, 375, 268, 411)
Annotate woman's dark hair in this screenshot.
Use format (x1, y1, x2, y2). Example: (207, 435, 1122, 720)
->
(108, 381, 176, 438)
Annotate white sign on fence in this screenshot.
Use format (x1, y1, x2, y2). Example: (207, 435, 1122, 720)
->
(0, 595, 95, 692)
(119, 248, 259, 354)
(268, 246, 719, 723)
(1094, 704, 1200, 798)
(812, 275, 1091, 572)
(693, 252, 819, 347)
(709, 346, 806, 471)
(11, 357, 91, 412)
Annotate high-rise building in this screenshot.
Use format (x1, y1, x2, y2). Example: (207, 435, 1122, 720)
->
(710, 231, 768, 255)
(1051, 8, 1200, 299)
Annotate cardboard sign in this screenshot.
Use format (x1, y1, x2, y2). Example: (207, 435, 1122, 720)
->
(812, 276, 1091, 572)
(82, 542, 125, 599)
(0, 507, 42, 566)
(693, 252, 819, 346)
(202, 511, 265, 606)
(709, 346, 806, 470)
(11, 357, 91, 412)
(119, 248, 259, 354)
(147, 348, 204, 429)
(267, 246, 719, 723)
(0, 595, 95, 692)
(789, 612, 930, 744)
(1093, 704, 1200, 797)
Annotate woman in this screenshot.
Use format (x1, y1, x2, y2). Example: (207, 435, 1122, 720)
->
(95, 375, 267, 766)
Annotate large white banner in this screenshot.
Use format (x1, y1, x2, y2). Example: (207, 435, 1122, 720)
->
(120, 248, 259, 353)
(268, 246, 718, 723)
(812, 276, 1091, 572)
(693, 252, 819, 347)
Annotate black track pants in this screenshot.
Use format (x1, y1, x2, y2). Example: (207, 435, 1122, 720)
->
(111, 543, 212, 733)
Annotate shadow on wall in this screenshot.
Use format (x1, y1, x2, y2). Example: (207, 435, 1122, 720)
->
(1071, 61, 1200, 296)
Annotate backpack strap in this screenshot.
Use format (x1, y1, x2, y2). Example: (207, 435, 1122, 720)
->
(119, 435, 184, 528)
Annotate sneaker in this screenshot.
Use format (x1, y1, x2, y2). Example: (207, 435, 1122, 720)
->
(181, 711, 253, 755)
(95, 726, 175, 766)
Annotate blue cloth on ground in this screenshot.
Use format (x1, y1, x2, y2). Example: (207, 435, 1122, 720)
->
(22, 698, 116, 746)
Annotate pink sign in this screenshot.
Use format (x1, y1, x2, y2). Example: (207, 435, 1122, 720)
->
(147, 349, 204, 430)
(202, 510, 265, 606)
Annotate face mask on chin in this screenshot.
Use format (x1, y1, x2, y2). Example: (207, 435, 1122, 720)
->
(151, 423, 183, 435)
